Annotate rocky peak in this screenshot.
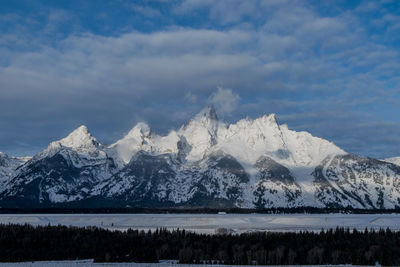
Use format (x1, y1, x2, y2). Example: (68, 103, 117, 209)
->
(125, 122, 152, 139)
(186, 105, 219, 128)
(197, 105, 218, 121)
(48, 125, 100, 151)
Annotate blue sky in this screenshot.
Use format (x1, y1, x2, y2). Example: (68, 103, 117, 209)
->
(0, 0, 399, 158)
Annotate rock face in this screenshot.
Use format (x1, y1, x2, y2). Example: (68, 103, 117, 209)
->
(253, 156, 302, 209)
(313, 154, 400, 209)
(0, 152, 30, 191)
(1, 107, 399, 209)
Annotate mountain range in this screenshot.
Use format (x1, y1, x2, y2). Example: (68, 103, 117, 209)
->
(1, 106, 400, 209)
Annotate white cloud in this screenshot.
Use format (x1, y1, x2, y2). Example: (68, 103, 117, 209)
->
(184, 91, 197, 103)
(208, 87, 240, 115)
(1, 0, 400, 158)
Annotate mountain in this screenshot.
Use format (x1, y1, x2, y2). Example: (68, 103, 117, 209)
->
(0, 126, 117, 207)
(1, 107, 399, 209)
(314, 154, 400, 208)
(0, 152, 29, 190)
(384, 157, 400, 166)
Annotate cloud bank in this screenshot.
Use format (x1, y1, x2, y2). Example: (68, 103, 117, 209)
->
(0, 0, 399, 158)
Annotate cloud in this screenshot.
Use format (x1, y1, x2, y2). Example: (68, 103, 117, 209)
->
(0, 0, 399, 159)
(184, 91, 197, 103)
(132, 5, 162, 18)
(208, 87, 240, 115)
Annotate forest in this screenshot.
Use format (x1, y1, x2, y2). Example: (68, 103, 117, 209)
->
(0, 224, 399, 265)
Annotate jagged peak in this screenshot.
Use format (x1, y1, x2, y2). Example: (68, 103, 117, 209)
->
(71, 125, 90, 135)
(125, 122, 152, 139)
(258, 113, 279, 125)
(192, 105, 218, 122)
(49, 125, 100, 150)
(233, 113, 280, 129)
(109, 122, 152, 154)
(182, 105, 220, 132)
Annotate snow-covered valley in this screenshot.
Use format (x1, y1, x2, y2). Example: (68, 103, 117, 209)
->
(0, 213, 399, 234)
(0, 260, 378, 267)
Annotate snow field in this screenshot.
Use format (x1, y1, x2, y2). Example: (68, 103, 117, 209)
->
(0, 260, 377, 266)
(0, 213, 398, 234)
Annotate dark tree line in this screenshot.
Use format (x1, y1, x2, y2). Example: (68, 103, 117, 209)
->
(0, 224, 399, 265)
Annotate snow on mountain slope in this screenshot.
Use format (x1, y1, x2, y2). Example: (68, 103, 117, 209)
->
(107, 106, 224, 167)
(107, 123, 184, 168)
(0, 126, 117, 205)
(0, 152, 29, 192)
(1, 107, 399, 209)
(108, 106, 345, 171)
(93, 149, 250, 208)
(384, 157, 400, 166)
(50, 125, 100, 149)
(211, 114, 345, 169)
(178, 106, 223, 161)
(36, 125, 105, 163)
(313, 154, 400, 208)
(174, 108, 343, 207)
(252, 156, 303, 208)
(0, 153, 25, 178)
(96, 106, 348, 208)
(107, 122, 153, 166)
(101, 108, 400, 209)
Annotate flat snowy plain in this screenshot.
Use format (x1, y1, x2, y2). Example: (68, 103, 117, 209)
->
(0, 213, 399, 234)
(0, 260, 377, 266)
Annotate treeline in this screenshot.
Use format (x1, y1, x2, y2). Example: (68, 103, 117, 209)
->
(1, 206, 399, 214)
(0, 224, 399, 265)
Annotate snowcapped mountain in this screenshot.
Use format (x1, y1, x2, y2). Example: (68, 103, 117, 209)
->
(314, 154, 400, 209)
(0, 152, 29, 189)
(384, 157, 400, 166)
(0, 126, 117, 207)
(1, 106, 399, 209)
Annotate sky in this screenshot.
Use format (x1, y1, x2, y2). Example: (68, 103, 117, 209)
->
(0, 0, 399, 159)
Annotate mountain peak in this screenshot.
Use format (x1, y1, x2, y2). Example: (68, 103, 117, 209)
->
(125, 122, 151, 139)
(194, 105, 218, 122)
(261, 113, 279, 125)
(50, 125, 100, 150)
(108, 122, 153, 166)
(72, 125, 90, 135)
